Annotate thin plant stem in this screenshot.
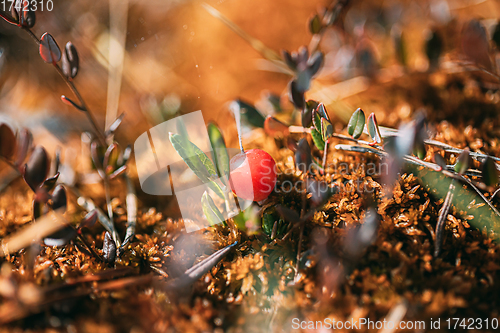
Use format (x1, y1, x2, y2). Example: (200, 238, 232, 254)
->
(434, 180, 455, 257)
(322, 140, 329, 169)
(16, 25, 106, 146)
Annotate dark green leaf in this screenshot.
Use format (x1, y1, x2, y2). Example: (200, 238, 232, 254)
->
(302, 100, 319, 128)
(295, 138, 312, 173)
(202, 191, 224, 226)
(367, 113, 382, 144)
(311, 128, 325, 151)
(282, 50, 296, 70)
(316, 103, 329, 121)
(233, 100, 265, 128)
(482, 157, 498, 186)
(309, 14, 322, 34)
(347, 108, 365, 139)
(454, 148, 470, 174)
(262, 212, 275, 236)
(307, 51, 324, 76)
(289, 80, 305, 110)
(207, 122, 230, 184)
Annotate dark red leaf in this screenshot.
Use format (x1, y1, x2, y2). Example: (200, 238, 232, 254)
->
(295, 138, 312, 174)
(264, 116, 289, 137)
(15, 128, 33, 167)
(39, 32, 61, 64)
(80, 210, 98, 229)
(23, 146, 50, 191)
(62, 42, 79, 79)
(103, 231, 117, 264)
(0, 123, 16, 159)
(461, 19, 492, 70)
(19, 0, 35, 28)
(51, 185, 67, 211)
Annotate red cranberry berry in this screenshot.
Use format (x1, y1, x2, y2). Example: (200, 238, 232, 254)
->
(229, 149, 277, 202)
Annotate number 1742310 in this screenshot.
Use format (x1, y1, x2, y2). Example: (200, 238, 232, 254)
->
(2, 0, 53, 12)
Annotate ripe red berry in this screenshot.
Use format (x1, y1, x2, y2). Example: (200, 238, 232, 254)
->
(229, 149, 277, 202)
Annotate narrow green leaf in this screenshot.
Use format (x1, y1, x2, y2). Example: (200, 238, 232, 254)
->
(321, 117, 333, 142)
(207, 123, 230, 185)
(169, 133, 218, 182)
(347, 108, 365, 139)
(202, 191, 224, 226)
(482, 157, 499, 186)
(310, 128, 325, 151)
(367, 113, 382, 144)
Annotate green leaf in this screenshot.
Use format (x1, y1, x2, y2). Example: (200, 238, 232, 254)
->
(482, 156, 499, 186)
(202, 191, 224, 226)
(454, 148, 470, 174)
(316, 103, 330, 121)
(262, 212, 275, 237)
(169, 133, 218, 182)
(232, 100, 266, 128)
(309, 14, 322, 34)
(311, 128, 325, 151)
(302, 100, 319, 128)
(347, 108, 365, 139)
(321, 117, 333, 142)
(367, 113, 382, 144)
(312, 108, 322, 133)
(207, 123, 230, 185)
